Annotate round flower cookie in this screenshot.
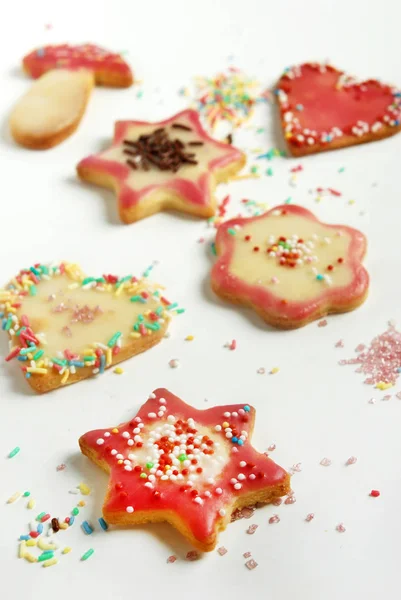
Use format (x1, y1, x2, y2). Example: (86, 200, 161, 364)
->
(276, 62, 401, 156)
(77, 109, 246, 224)
(1, 262, 181, 393)
(211, 205, 369, 329)
(79, 388, 290, 552)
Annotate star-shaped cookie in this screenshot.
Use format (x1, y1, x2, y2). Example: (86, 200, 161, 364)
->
(211, 205, 369, 329)
(79, 388, 290, 551)
(276, 62, 401, 156)
(77, 109, 246, 223)
(1, 262, 179, 393)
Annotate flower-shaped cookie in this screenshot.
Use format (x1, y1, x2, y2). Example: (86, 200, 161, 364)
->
(276, 62, 401, 156)
(1, 262, 180, 393)
(211, 205, 369, 329)
(79, 388, 290, 552)
(77, 109, 246, 223)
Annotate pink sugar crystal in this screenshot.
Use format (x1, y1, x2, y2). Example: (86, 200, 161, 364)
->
(305, 513, 315, 522)
(284, 494, 296, 505)
(231, 506, 255, 521)
(268, 443, 276, 452)
(318, 319, 328, 327)
(382, 395, 391, 401)
(396, 392, 401, 400)
(167, 555, 177, 563)
(342, 325, 401, 385)
(56, 463, 66, 471)
(320, 457, 332, 466)
(217, 546, 228, 556)
(335, 339, 344, 348)
(243, 551, 252, 559)
(289, 462, 302, 473)
(247, 524, 258, 534)
(345, 456, 357, 465)
(245, 559, 258, 570)
(269, 514, 280, 524)
(336, 523, 346, 533)
(272, 497, 283, 506)
(186, 551, 200, 561)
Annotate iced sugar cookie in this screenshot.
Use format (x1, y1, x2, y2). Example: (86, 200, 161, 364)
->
(1, 263, 181, 393)
(10, 69, 94, 150)
(79, 388, 290, 551)
(77, 109, 246, 223)
(276, 63, 401, 156)
(23, 43, 133, 87)
(211, 205, 369, 329)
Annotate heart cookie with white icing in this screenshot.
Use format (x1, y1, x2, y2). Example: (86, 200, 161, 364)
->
(77, 109, 246, 223)
(79, 388, 290, 552)
(1, 263, 181, 393)
(276, 62, 401, 156)
(211, 205, 369, 329)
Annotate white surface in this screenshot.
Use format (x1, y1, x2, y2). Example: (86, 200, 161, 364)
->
(1, 1, 401, 599)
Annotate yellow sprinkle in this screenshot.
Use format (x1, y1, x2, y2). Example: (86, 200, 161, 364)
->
(78, 500, 86, 507)
(115, 283, 124, 297)
(79, 482, 91, 496)
(222, 421, 229, 428)
(27, 353, 33, 360)
(117, 459, 123, 465)
(7, 491, 22, 504)
(36, 360, 44, 368)
(62, 547, 72, 554)
(375, 381, 393, 390)
(348, 199, 355, 205)
(27, 498, 36, 509)
(112, 428, 119, 434)
(26, 367, 47, 374)
(231, 173, 260, 181)
(26, 539, 37, 547)
(24, 552, 37, 563)
(106, 348, 112, 367)
(61, 368, 70, 385)
(19, 541, 26, 558)
(114, 367, 124, 374)
(43, 558, 58, 568)
(270, 367, 280, 374)
(130, 332, 141, 339)
(185, 335, 194, 341)
(67, 283, 79, 290)
(38, 539, 58, 551)
(6, 307, 17, 314)
(59, 522, 69, 530)
(83, 349, 95, 355)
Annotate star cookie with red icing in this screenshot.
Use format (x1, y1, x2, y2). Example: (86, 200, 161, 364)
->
(276, 62, 401, 156)
(79, 388, 290, 551)
(77, 109, 246, 223)
(211, 205, 369, 329)
(23, 43, 133, 87)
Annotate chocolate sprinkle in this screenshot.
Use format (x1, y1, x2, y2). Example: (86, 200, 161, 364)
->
(123, 127, 199, 173)
(171, 123, 192, 131)
(226, 133, 233, 144)
(51, 517, 60, 533)
(188, 141, 204, 146)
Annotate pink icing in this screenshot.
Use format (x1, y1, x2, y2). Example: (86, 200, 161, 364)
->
(211, 204, 369, 326)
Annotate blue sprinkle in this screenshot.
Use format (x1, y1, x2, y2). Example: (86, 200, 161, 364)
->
(394, 120, 400, 126)
(295, 104, 304, 111)
(99, 354, 106, 374)
(0, 312, 3, 318)
(82, 520, 94, 535)
(19, 535, 30, 541)
(69, 361, 85, 368)
(36, 48, 45, 57)
(37, 523, 43, 534)
(25, 373, 31, 379)
(243, 405, 251, 412)
(98, 517, 108, 531)
(316, 274, 324, 281)
(2, 318, 7, 330)
(237, 439, 244, 446)
(69, 516, 75, 526)
(231, 436, 238, 443)
(397, 368, 401, 373)
(18, 356, 28, 361)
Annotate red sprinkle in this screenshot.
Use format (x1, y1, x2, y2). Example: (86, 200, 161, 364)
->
(29, 531, 40, 538)
(370, 490, 380, 497)
(41, 513, 51, 523)
(5, 347, 21, 362)
(229, 340, 237, 351)
(328, 188, 342, 196)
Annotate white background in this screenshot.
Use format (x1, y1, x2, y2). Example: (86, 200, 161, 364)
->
(1, 1, 401, 598)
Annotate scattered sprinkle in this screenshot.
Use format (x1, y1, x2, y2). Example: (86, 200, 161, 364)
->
(305, 513, 315, 522)
(78, 483, 91, 496)
(113, 367, 124, 374)
(345, 456, 357, 466)
(245, 558, 258, 570)
(167, 555, 177, 563)
(243, 551, 252, 558)
(169, 358, 180, 368)
(56, 464, 66, 471)
(257, 367, 265, 374)
(247, 524, 258, 534)
(62, 547, 72, 554)
(8, 446, 20, 459)
(270, 367, 279, 374)
(269, 514, 280, 524)
(186, 550, 200, 561)
(217, 546, 228, 555)
(335, 339, 344, 348)
(370, 490, 380, 497)
(318, 319, 328, 327)
(336, 523, 346, 533)
(185, 335, 194, 341)
(81, 548, 94, 561)
(7, 491, 21, 504)
(320, 457, 332, 467)
(98, 517, 108, 531)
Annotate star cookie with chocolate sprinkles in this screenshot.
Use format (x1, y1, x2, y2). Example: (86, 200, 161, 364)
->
(77, 109, 246, 223)
(79, 388, 290, 551)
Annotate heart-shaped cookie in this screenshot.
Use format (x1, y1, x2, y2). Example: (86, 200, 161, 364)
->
(275, 63, 401, 156)
(1, 262, 181, 393)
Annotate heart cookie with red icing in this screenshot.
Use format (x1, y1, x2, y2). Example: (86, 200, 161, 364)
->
(79, 388, 290, 551)
(275, 63, 401, 156)
(211, 204, 369, 329)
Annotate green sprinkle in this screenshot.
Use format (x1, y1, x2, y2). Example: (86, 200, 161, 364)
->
(36, 512, 46, 521)
(166, 303, 178, 311)
(33, 350, 44, 360)
(136, 90, 144, 99)
(83, 356, 95, 362)
(175, 308, 185, 314)
(227, 228, 236, 236)
(256, 128, 265, 134)
(155, 306, 164, 316)
(72, 507, 79, 516)
(30, 267, 40, 277)
(130, 295, 146, 303)
(153, 290, 160, 297)
(211, 243, 217, 256)
(266, 167, 274, 176)
(15, 327, 26, 337)
(133, 323, 139, 332)
(338, 167, 345, 173)
(107, 332, 122, 348)
(52, 358, 67, 367)
(81, 548, 94, 561)
(145, 323, 160, 331)
(29, 286, 37, 296)
(146, 462, 154, 469)
(82, 277, 96, 286)
(178, 454, 187, 462)
(143, 270, 150, 278)
(116, 275, 132, 288)
(140, 473, 147, 479)
(23, 491, 30, 497)
(95, 277, 106, 283)
(41, 265, 49, 275)
(137, 315, 144, 322)
(284, 197, 292, 204)
(5, 317, 12, 331)
(38, 551, 54, 562)
(20, 346, 36, 355)
(250, 166, 258, 174)
(274, 148, 281, 156)
(8, 446, 20, 458)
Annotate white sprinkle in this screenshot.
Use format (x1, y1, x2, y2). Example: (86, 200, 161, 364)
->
(148, 412, 157, 419)
(239, 461, 247, 467)
(126, 506, 134, 513)
(234, 483, 242, 490)
(215, 488, 223, 495)
(219, 509, 226, 517)
(96, 438, 104, 445)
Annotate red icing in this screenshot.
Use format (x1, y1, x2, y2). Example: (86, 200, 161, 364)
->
(276, 63, 401, 149)
(80, 388, 288, 546)
(211, 205, 369, 326)
(23, 43, 132, 83)
(77, 109, 244, 211)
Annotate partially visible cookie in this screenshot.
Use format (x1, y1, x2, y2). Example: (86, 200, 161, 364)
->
(79, 388, 291, 551)
(1, 262, 180, 393)
(10, 69, 94, 150)
(211, 204, 369, 329)
(275, 62, 401, 156)
(23, 43, 133, 88)
(77, 109, 246, 223)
